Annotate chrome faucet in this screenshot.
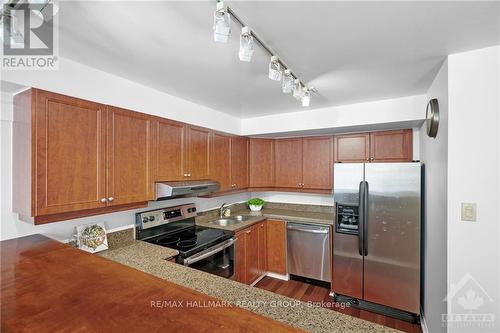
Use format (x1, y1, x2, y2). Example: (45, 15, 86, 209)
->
(219, 202, 229, 218)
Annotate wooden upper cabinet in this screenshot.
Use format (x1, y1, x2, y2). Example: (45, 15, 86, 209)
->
(32, 89, 107, 216)
(210, 132, 232, 191)
(370, 129, 413, 162)
(334, 133, 370, 163)
(187, 126, 211, 179)
(106, 107, 154, 205)
(274, 138, 303, 188)
(249, 139, 274, 187)
(302, 136, 333, 190)
(230, 136, 249, 189)
(155, 119, 186, 181)
(266, 219, 287, 275)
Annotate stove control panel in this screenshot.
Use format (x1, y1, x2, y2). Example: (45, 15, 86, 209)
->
(135, 203, 197, 230)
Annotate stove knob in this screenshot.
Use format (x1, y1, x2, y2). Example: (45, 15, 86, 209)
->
(191, 207, 196, 212)
(149, 216, 155, 222)
(142, 217, 149, 223)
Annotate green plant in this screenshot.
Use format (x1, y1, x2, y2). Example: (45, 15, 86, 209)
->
(247, 198, 265, 206)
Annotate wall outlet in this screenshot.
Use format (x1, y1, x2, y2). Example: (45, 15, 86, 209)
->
(461, 203, 477, 222)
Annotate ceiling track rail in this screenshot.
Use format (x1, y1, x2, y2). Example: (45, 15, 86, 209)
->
(223, 2, 316, 93)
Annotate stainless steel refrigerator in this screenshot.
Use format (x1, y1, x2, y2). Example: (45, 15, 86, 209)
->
(332, 162, 422, 321)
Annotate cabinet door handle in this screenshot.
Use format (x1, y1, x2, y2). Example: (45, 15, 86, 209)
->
(100, 198, 107, 203)
(246, 230, 251, 234)
(108, 197, 114, 202)
(183, 173, 188, 177)
(366, 158, 370, 161)
(188, 173, 191, 177)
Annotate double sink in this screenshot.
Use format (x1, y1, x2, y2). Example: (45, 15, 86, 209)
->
(211, 215, 254, 226)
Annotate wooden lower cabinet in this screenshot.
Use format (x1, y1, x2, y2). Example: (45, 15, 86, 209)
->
(234, 221, 268, 285)
(266, 219, 287, 275)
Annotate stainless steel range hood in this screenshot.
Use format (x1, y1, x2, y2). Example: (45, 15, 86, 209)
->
(155, 180, 220, 200)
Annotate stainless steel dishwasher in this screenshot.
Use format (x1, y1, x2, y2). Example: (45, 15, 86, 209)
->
(287, 222, 331, 283)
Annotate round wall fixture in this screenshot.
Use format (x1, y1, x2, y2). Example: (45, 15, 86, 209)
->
(425, 98, 439, 138)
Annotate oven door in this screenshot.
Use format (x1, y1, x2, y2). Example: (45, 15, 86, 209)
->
(182, 238, 235, 279)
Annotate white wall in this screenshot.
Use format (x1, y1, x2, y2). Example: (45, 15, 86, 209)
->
(419, 59, 448, 333)
(1, 56, 241, 134)
(0, 90, 250, 241)
(446, 46, 499, 331)
(241, 95, 426, 136)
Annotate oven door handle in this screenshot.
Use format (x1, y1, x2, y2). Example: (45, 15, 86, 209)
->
(183, 238, 235, 266)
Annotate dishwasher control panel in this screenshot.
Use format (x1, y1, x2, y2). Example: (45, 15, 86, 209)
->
(336, 204, 359, 235)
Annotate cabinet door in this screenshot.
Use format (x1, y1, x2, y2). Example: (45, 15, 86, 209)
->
(266, 219, 287, 275)
(155, 119, 186, 181)
(245, 225, 260, 284)
(249, 139, 274, 187)
(234, 229, 247, 284)
(187, 126, 211, 179)
(230, 136, 249, 189)
(334, 133, 370, 162)
(107, 107, 153, 205)
(34, 90, 106, 216)
(302, 136, 333, 189)
(257, 221, 267, 276)
(210, 132, 231, 191)
(369, 129, 413, 162)
(274, 138, 303, 188)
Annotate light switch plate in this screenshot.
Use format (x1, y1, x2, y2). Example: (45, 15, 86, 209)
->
(461, 203, 477, 222)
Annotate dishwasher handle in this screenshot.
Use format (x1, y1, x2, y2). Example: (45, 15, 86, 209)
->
(286, 225, 329, 234)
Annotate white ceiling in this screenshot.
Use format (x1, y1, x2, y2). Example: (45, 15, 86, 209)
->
(57, 1, 500, 118)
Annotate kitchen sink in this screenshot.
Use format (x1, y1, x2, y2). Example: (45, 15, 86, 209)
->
(211, 215, 253, 226)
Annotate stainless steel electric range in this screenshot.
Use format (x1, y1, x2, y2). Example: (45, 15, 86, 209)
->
(135, 203, 235, 278)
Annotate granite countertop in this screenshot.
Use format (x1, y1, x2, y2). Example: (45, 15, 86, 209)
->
(196, 208, 334, 232)
(98, 240, 399, 333)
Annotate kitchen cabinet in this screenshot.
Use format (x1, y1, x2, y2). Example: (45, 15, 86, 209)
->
(369, 129, 412, 162)
(234, 222, 267, 285)
(210, 132, 232, 191)
(249, 139, 274, 187)
(274, 138, 303, 188)
(257, 221, 267, 277)
(302, 136, 333, 190)
(29, 89, 107, 216)
(334, 130, 412, 162)
(266, 219, 287, 275)
(155, 121, 210, 181)
(155, 118, 186, 181)
(274, 137, 332, 190)
(13, 89, 150, 224)
(333, 133, 370, 162)
(230, 136, 249, 189)
(106, 106, 154, 206)
(187, 125, 211, 179)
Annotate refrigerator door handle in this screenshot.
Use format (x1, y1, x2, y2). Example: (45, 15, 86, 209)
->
(358, 181, 365, 256)
(363, 181, 369, 256)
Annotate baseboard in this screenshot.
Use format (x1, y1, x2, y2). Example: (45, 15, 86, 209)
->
(420, 307, 429, 333)
(266, 272, 289, 281)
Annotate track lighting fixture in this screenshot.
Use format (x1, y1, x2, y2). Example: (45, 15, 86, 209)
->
(302, 88, 310, 107)
(293, 79, 303, 100)
(213, 1, 231, 43)
(212, 1, 314, 107)
(268, 56, 282, 81)
(282, 70, 294, 94)
(238, 26, 254, 62)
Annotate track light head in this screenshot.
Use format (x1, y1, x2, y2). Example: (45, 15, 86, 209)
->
(213, 1, 231, 43)
(238, 26, 254, 62)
